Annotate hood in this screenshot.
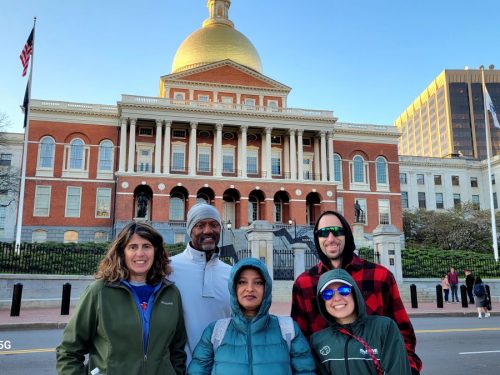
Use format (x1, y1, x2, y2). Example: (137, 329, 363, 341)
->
(228, 258, 272, 321)
(313, 210, 356, 269)
(316, 268, 366, 326)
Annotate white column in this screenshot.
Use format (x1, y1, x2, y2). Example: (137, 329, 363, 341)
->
(328, 131, 335, 182)
(289, 129, 297, 180)
(163, 121, 171, 174)
(119, 118, 127, 172)
(259, 95, 264, 111)
(284, 134, 290, 179)
(297, 130, 304, 181)
(154, 120, 162, 174)
(189, 122, 197, 176)
(320, 131, 327, 182)
(127, 118, 136, 172)
(240, 125, 247, 177)
(314, 135, 320, 181)
(215, 123, 223, 177)
(265, 127, 272, 179)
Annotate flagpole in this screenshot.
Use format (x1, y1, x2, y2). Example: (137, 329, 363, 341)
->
(480, 65, 499, 262)
(15, 17, 36, 254)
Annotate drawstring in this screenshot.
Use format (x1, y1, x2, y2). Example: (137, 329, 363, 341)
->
(338, 328, 384, 375)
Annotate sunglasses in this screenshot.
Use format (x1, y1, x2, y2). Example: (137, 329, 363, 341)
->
(321, 286, 352, 300)
(315, 226, 346, 238)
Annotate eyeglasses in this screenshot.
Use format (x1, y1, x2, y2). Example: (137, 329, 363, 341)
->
(315, 226, 346, 238)
(321, 286, 352, 300)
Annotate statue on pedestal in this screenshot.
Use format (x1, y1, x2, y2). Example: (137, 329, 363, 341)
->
(136, 192, 149, 218)
(354, 200, 363, 223)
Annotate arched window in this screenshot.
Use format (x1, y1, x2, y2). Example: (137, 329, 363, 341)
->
(169, 193, 185, 221)
(274, 196, 283, 223)
(98, 140, 113, 172)
(376, 157, 388, 184)
(69, 139, 84, 170)
(353, 156, 365, 183)
(333, 154, 342, 182)
(38, 136, 55, 169)
(248, 195, 258, 223)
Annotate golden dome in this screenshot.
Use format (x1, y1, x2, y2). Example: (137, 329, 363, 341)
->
(171, 0, 262, 73)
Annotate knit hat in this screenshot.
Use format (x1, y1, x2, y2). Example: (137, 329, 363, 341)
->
(186, 203, 222, 236)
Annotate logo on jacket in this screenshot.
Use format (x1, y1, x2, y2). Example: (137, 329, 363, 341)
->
(360, 348, 379, 356)
(161, 300, 174, 306)
(319, 345, 331, 356)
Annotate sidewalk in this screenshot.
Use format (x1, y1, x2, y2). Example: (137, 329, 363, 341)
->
(0, 301, 493, 330)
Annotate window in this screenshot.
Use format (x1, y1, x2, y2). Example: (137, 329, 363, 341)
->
(418, 192, 426, 208)
(32, 230, 47, 243)
(436, 193, 444, 209)
(69, 139, 84, 170)
(303, 157, 312, 180)
(169, 193, 185, 221)
(63, 230, 78, 243)
(221, 96, 233, 104)
(494, 192, 498, 209)
(248, 195, 258, 223)
(0, 206, 5, 228)
(434, 175, 442, 185)
(172, 129, 186, 139)
(375, 157, 388, 185)
(198, 94, 209, 102)
(452, 176, 460, 186)
(38, 136, 55, 170)
(271, 150, 281, 176)
(333, 154, 342, 182)
(378, 200, 390, 224)
(171, 144, 186, 171)
(453, 193, 461, 208)
(470, 177, 478, 188)
(137, 146, 153, 172)
(95, 188, 111, 218)
(472, 195, 480, 209)
(98, 140, 113, 173)
(274, 197, 283, 222)
(353, 156, 365, 183)
(0, 153, 12, 166)
(222, 148, 234, 173)
(267, 100, 278, 111)
(34, 186, 51, 216)
(94, 231, 108, 243)
(65, 186, 82, 217)
(401, 191, 409, 209)
(400, 173, 407, 184)
(138, 127, 153, 136)
(197, 146, 211, 173)
(337, 197, 344, 215)
(302, 138, 311, 146)
(174, 92, 185, 101)
(416, 174, 425, 185)
(356, 199, 367, 224)
(244, 98, 256, 108)
(271, 136, 282, 145)
(492, 174, 496, 185)
(247, 149, 258, 174)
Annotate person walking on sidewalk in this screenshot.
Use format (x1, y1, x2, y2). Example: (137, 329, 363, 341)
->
(447, 267, 460, 303)
(441, 274, 450, 303)
(465, 269, 475, 304)
(473, 276, 490, 319)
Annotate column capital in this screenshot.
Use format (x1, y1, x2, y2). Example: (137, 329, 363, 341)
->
(216, 123, 224, 131)
(239, 125, 248, 133)
(155, 119, 163, 127)
(120, 118, 128, 126)
(297, 129, 304, 136)
(190, 121, 198, 129)
(164, 120, 172, 127)
(320, 130, 327, 138)
(288, 129, 296, 136)
(264, 127, 272, 135)
(129, 118, 137, 125)
(327, 130, 335, 140)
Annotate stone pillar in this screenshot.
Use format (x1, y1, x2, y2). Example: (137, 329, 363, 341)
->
(313, 136, 320, 181)
(240, 125, 247, 177)
(119, 118, 127, 172)
(327, 131, 335, 182)
(189, 122, 197, 176)
(292, 243, 308, 280)
(320, 131, 327, 182)
(154, 120, 162, 174)
(127, 118, 136, 172)
(297, 130, 304, 181)
(289, 129, 297, 180)
(246, 220, 275, 279)
(265, 127, 272, 179)
(352, 222, 365, 248)
(372, 224, 404, 283)
(163, 121, 171, 174)
(215, 123, 223, 177)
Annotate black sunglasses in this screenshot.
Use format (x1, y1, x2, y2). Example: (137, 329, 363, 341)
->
(315, 226, 346, 238)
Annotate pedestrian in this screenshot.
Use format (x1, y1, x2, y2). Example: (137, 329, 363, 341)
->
(473, 276, 490, 319)
(170, 203, 232, 365)
(291, 210, 422, 375)
(465, 269, 475, 304)
(56, 222, 187, 375)
(441, 274, 450, 303)
(311, 268, 412, 375)
(447, 267, 459, 303)
(188, 258, 316, 375)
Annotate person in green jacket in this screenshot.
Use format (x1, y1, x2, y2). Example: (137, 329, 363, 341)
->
(56, 222, 187, 375)
(310, 269, 411, 375)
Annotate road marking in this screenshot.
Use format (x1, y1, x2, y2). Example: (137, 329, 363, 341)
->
(0, 348, 55, 355)
(459, 350, 500, 355)
(416, 327, 500, 333)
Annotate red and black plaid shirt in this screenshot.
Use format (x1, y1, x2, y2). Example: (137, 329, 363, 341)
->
(291, 255, 422, 374)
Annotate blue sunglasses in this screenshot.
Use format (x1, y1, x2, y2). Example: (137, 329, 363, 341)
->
(321, 286, 352, 300)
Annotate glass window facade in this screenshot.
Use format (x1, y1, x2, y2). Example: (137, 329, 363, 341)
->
(416, 174, 425, 185)
(65, 186, 82, 217)
(418, 192, 426, 208)
(376, 157, 388, 184)
(401, 191, 408, 209)
(436, 193, 444, 209)
(333, 154, 342, 182)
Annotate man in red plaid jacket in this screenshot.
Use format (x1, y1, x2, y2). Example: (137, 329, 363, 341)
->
(291, 210, 422, 374)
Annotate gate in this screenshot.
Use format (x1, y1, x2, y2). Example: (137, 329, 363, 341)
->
(273, 248, 294, 280)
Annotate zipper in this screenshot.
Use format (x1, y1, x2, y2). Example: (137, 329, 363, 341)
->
(344, 335, 352, 375)
(247, 323, 253, 375)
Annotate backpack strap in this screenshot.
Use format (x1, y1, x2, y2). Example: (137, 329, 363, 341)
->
(211, 318, 231, 352)
(277, 316, 295, 351)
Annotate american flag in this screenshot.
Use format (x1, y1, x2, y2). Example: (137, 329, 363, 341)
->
(20, 28, 34, 77)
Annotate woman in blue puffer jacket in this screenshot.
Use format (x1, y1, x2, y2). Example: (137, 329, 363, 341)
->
(188, 257, 316, 375)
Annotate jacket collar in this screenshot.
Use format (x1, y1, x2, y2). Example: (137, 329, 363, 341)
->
(312, 254, 363, 276)
(185, 243, 220, 264)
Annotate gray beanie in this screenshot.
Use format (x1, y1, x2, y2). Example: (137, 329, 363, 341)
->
(186, 203, 222, 236)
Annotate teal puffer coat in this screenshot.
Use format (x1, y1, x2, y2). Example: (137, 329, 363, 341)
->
(187, 258, 316, 375)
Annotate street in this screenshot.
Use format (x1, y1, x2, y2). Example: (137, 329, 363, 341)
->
(0, 316, 498, 374)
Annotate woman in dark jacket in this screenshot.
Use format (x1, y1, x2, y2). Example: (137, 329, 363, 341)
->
(310, 269, 411, 375)
(473, 276, 490, 319)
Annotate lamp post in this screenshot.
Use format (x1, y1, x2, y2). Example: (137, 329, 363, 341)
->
(288, 218, 296, 241)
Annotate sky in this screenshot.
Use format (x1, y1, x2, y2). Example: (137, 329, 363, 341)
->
(1, 0, 500, 134)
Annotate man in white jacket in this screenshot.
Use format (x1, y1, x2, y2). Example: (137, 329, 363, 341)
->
(170, 203, 231, 365)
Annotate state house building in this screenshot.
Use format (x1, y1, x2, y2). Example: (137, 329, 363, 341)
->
(21, 0, 402, 243)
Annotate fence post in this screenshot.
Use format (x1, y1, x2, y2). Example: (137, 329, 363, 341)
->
(460, 285, 468, 308)
(410, 284, 418, 308)
(61, 283, 72, 315)
(436, 284, 443, 308)
(10, 283, 23, 317)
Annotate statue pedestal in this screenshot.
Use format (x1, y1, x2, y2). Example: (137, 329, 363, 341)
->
(133, 217, 148, 223)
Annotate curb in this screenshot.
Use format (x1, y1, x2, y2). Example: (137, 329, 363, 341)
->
(0, 322, 68, 331)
